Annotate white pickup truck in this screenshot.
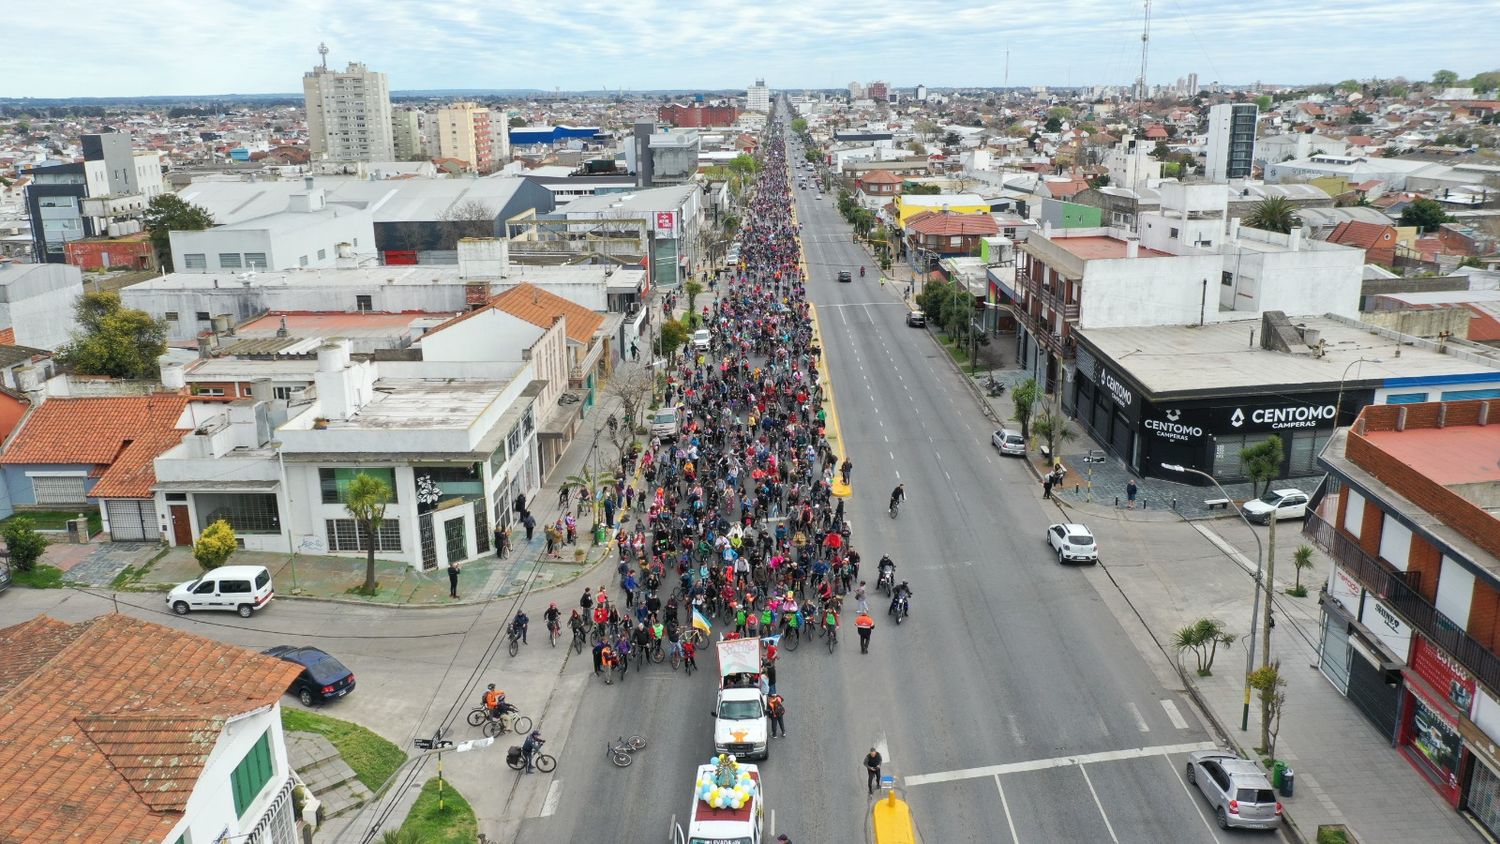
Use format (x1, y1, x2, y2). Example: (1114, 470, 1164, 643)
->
(710, 637, 768, 761)
(674, 761, 765, 844)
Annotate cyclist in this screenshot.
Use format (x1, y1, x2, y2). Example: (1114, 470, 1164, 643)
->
(512, 608, 530, 644)
(568, 609, 587, 643)
(859, 266, 865, 278)
(543, 602, 561, 638)
(521, 729, 545, 773)
(889, 484, 905, 511)
(855, 610, 875, 653)
(823, 605, 839, 638)
(482, 684, 512, 719)
(682, 637, 698, 672)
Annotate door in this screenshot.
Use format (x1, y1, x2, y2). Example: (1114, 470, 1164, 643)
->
(170, 505, 192, 546)
(106, 500, 156, 542)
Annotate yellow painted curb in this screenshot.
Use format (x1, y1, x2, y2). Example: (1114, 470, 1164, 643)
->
(871, 792, 916, 844)
(807, 303, 852, 499)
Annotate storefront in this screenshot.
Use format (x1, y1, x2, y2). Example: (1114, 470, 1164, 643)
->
(1317, 564, 1407, 740)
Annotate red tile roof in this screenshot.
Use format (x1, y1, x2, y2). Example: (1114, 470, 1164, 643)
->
(905, 211, 1001, 237)
(491, 283, 605, 345)
(1327, 220, 1395, 250)
(0, 328, 14, 345)
(859, 171, 904, 185)
(0, 614, 302, 843)
(0, 395, 189, 499)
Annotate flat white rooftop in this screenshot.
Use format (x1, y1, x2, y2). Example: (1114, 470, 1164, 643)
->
(125, 265, 466, 291)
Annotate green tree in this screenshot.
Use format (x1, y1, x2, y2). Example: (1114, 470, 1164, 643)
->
(193, 518, 237, 571)
(904, 183, 941, 195)
(1240, 435, 1284, 498)
(1249, 661, 1288, 759)
(1336, 79, 1362, 93)
(509, 115, 527, 128)
(344, 473, 393, 595)
(1432, 69, 1460, 86)
(55, 291, 167, 379)
(1, 516, 49, 573)
(727, 153, 760, 177)
(1043, 116, 1062, 133)
(684, 280, 704, 313)
(1172, 618, 1237, 676)
(1254, 95, 1272, 111)
(1047, 106, 1074, 121)
(1400, 197, 1452, 233)
(658, 318, 690, 359)
(1290, 544, 1316, 597)
(1243, 196, 1300, 234)
(1031, 399, 1075, 465)
(1390, 83, 1409, 98)
(790, 117, 808, 134)
(915, 118, 940, 140)
(1010, 377, 1040, 443)
(142, 193, 215, 270)
(1472, 71, 1500, 94)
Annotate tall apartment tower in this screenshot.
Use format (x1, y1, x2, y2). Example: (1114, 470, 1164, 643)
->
(1205, 102, 1258, 182)
(747, 79, 770, 113)
(435, 102, 495, 174)
(303, 53, 395, 162)
(390, 107, 424, 161)
(1187, 72, 1199, 96)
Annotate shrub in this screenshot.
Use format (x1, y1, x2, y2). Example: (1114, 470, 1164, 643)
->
(193, 518, 237, 570)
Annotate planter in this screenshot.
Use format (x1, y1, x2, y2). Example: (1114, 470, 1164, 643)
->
(1316, 824, 1358, 844)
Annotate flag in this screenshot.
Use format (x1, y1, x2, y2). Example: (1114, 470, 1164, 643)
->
(692, 607, 713, 635)
(760, 634, 781, 646)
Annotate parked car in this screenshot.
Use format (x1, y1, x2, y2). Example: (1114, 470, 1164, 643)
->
(1184, 750, 1282, 830)
(991, 428, 1025, 456)
(167, 565, 274, 617)
(1047, 523, 1098, 564)
(1241, 488, 1309, 524)
(837, 271, 852, 283)
(0, 556, 11, 594)
(263, 645, 356, 706)
(906, 310, 926, 327)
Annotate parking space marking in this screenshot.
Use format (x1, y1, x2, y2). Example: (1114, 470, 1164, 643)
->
(1166, 754, 1221, 838)
(1079, 764, 1121, 844)
(1161, 699, 1190, 730)
(904, 741, 1216, 786)
(1125, 702, 1151, 733)
(993, 775, 1020, 844)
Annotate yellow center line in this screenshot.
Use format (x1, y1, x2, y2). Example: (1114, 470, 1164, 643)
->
(794, 202, 851, 498)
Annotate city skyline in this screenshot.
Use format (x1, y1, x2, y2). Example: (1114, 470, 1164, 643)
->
(4, 0, 1499, 98)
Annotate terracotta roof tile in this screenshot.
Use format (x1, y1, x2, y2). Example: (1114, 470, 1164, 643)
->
(490, 283, 604, 345)
(0, 614, 303, 843)
(905, 211, 1001, 237)
(1327, 220, 1394, 250)
(0, 395, 188, 467)
(0, 328, 14, 345)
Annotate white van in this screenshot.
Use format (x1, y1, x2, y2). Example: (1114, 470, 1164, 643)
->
(651, 407, 681, 440)
(168, 565, 274, 618)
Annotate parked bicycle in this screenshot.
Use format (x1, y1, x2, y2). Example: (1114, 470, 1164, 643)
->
(606, 734, 648, 767)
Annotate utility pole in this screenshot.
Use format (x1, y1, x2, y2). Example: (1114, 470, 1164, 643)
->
(1263, 513, 1277, 671)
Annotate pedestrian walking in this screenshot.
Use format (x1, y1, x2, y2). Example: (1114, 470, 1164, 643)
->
(544, 524, 558, 557)
(523, 512, 536, 541)
(1126, 479, 1138, 510)
(767, 692, 786, 737)
(855, 581, 867, 613)
(1042, 474, 1054, 500)
(447, 560, 461, 598)
(864, 747, 883, 795)
(494, 525, 507, 558)
(630, 341, 639, 361)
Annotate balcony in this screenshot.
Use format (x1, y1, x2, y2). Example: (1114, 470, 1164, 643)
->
(1305, 511, 1500, 693)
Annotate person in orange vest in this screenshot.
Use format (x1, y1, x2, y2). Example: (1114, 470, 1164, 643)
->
(855, 610, 875, 654)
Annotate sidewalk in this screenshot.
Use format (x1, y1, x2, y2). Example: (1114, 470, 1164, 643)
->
(1056, 495, 1483, 843)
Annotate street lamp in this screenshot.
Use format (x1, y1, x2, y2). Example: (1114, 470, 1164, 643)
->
(1161, 462, 1264, 733)
(1334, 357, 1383, 428)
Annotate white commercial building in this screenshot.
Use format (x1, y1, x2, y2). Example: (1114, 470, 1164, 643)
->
(303, 60, 395, 162)
(1205, 103, 1259, 182)
(167, 185, 376, 275)
(747, 79, 770, 113)
(1102, 134, 1162, 191)
(0, 262, 85, 350)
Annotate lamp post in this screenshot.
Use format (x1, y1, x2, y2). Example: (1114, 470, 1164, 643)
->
(1161, 462, 1264, 732)
(1334, 357, 1383, 428)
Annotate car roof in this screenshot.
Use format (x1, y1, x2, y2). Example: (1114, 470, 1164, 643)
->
(263, 645, 330, 667)
(204, 565, 270, 578)
(1270, 488, 1303, 496)
(1056, 523, 1091, 533)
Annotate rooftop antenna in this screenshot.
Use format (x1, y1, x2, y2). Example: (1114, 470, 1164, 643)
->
(1138, 0, 1151, 100)
(1004, 49, 1010, 90)
(317, 41, 329, 70)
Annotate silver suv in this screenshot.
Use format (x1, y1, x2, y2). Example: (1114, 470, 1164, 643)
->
(1185, 750, 1282, 830)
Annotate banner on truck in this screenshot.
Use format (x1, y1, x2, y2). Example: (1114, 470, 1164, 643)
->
(717, 637, 761, 675)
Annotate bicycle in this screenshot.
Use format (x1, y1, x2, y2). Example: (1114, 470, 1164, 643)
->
(889, 498, 900, 519)
(781, 623, 801, 651)
(571, 626, 587, 654)
(548, 619, 561, 648)
(605, 734, 648, 767)
(508, 746, 557, 773)
(507, 625, 524, 657)
(826, 623, 838, 654)
(479, 711, 534, 738)
(647, 639, 666, 664)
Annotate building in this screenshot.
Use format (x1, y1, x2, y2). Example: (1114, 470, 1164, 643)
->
(24, 133, 164, 263)
(854, 170, 904, 210)
(0, 263, 86, 350)
(1307, 399, 1500, 837)
(903, 211, 1000, 271)
(747, 79, 770, 113)
(557, 184, 703, 289)
(303, 59, 395, 162)
(391, 106, 425, 161)
(63, 231, 155, 271)
(0, 614, 305, 844)
(435, 102, 496, 174)
(508, 125, 602, 148)
(892, 193, 987, 227)
(867, 81, 889, 102)
(1205, 103, 1258, 182)
(648, 130, 701, 187)
(168, 183, 376, 274)
(1254, 132, 1350, 169)
(658, 103, 741, 129)
(1327, 220, 1399, 267)
(1102, 134, 1162, 191)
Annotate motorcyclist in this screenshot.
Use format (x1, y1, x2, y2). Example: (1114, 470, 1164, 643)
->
(521, 729, 546, 773)
(877, 555, 895, 592)
(889, 581, 912, 617)
(859, 266, 865, 278)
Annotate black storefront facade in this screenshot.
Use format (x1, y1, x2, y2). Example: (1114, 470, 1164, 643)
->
(1072, 340, 1374, 485)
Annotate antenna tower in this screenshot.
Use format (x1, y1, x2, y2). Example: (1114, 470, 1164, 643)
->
(317, 41, 329, 70)
(1138, 0, 1151, 100)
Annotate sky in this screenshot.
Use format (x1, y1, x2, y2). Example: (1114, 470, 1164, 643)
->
(4, 0, 1500, 98)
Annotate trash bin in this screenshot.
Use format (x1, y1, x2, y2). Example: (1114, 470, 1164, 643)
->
(1280, 767, 1294, 798)
(594, 525, 608, 545)
(1271, 760, 1286, 789)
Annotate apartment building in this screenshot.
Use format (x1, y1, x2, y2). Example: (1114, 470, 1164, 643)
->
(391, 106, 425, 160)
(303, 61, 395, 162)
(24, 132, 164, 263)
(436, 102, 495, 174)
(747, 79, 770, 113)
(1205, 102, 1258, 182)
(1308, 400, 1500, 837)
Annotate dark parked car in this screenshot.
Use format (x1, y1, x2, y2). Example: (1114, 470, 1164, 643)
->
(837, 271, 852, 283)
(906, 310, 926, 327)
(263, 645, 356, 706)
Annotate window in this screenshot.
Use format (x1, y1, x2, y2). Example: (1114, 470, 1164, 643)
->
(193, 386, 225, 397)
(1169, 227, 1180, 239)
(1221, 271, 1234, 287)
(320, 467, 398, 504)
(31, 475, 86, 505)
(355, 294, 373, 312)
(219, 253, 242, 269)
(317, 248, 327, 261)
(195, 493, 281, 534)
(196, 311, 211, 321)
(489, 440, 508, 474)
(1386, 392, 1429, 404)
(1441, 388, 1500, 401)
(325, 518, 402, 552)
(183, 253, 207, 269)
(244, 252, 267, 269)
(273, 386, 295, 401)
(230, 729, 274, 817)
(165, 311, 180, 322)
(521, 407, 534, 437)
(506, 424, 522, 456)
(950, 236, 963, 248)
(299, 255, 309, 267)
(444, 516, 469, 562)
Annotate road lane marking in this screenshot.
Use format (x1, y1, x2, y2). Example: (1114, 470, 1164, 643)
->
(1004, 712, 1025, 747)
(1125, 702, 1151, 733)
(890, 451, 895, 460)
(875, 732, 892, 768)
(1079, 765, 1121, 844)
(903, 741, 1217, 786)
(1161, 699, 1190, 730)
(541, 779, 562, 817)
(1167, 754, 1220, 837)
(993, 775, 1020, 844)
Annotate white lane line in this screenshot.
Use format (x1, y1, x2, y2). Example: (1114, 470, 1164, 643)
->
(903, 741, 1217, 786)
(540, 778, 563, 817)
(986, 455, 993, 464)
(875, 732, 892, 768)
(890, 451, 895, 460)
(1078, 764, 1121, 844)
(1160, 699, 1190, 730)
(1167, 755, 1220, 838)
(1004, 712, 1025, 747)
(770, 809, 776, 837)
(895, 471, 900, 479)
(944, 471, 951, 480)
(1125, 702, 1151, 733)
(993, 775, 1021, 844)
(884, 435, 889, 442)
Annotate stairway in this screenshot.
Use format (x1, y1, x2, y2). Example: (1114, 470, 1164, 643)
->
(285, 731, 375, 819)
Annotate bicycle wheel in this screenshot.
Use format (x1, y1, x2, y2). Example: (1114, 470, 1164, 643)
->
(783, 629, 800, 651)
(483, 718, 502, 738)
(550, 627, 560, 647)
(466, 708, 487, 727)
(670, 649, 681, 671)
(508, 637, 520, 657)
(535, 753, 557, 773)
(611, 750, 633, 767)
(828, 630, 836, 653)
(625, 735, 647, 750)
(649, 646, 665, 664)
(512, 715, 533, 735)
(573, 633, 586, 654)
(591, 626, 604, 645)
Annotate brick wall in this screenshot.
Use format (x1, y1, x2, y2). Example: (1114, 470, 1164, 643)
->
(1409, 533, 1442, 602)
(1472, 579, 1500, 653)
(1358, 498, 1384, 556)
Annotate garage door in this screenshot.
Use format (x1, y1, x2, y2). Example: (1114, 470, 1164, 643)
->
(106, 499, 158, 542)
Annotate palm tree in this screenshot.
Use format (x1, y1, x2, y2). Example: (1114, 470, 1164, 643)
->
(565, 466, 619, 529)
(1031, 400, 1076, 467)
(344, 473, 393, 595)
(1243, 196, 1300, 234)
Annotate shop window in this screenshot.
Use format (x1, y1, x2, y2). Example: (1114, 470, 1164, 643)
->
(1386, 392, 1429, 404)
(324, 518, 402, 552)
(320, 468, 398, 504)
(1440, 388, 1500, 401)
(195, 493, 280, 534)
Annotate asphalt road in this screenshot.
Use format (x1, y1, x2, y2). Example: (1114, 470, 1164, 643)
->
(517, 122, 1286, 843)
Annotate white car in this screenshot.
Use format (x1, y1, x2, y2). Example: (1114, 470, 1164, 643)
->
(691, 328, 712, 351)
(1047, 523, 1098, 564)
(1241, 488, 1309, 524)
(991, 428, 1025, 456)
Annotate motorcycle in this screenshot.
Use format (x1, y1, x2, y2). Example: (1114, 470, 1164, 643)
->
(889, 594, 910, 624)
(876, 570, 893, 596)
(985, 376, 1005, 398)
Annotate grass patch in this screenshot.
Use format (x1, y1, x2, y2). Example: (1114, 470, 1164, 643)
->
(12, 565, 64, 589)
(0, 510, 102, 535)
(395, 778, 477, 844)
(1316, 827, 1349, 844)
(345, 582, 382, 597)
(280, 708, 405, 791)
